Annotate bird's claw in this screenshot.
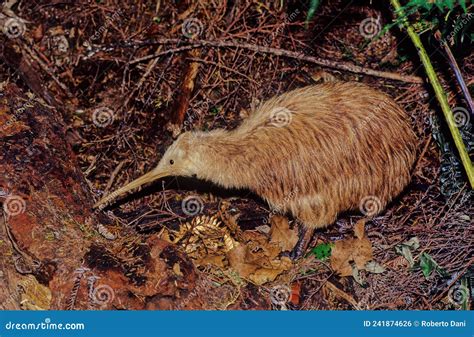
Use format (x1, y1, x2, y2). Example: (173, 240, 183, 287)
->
(290, 224, 315, 260)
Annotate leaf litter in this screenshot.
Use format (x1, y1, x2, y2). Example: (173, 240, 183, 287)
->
(161, 213, 297, 285)
(330, 219, 385, 279)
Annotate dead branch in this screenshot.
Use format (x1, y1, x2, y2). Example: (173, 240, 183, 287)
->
(167, 49, 201, 137)
(119, 38, 424, 84)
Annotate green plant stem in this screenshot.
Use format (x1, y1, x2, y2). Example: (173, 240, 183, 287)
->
(390, 0, 474, 189)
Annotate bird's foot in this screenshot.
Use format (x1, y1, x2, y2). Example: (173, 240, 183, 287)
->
(290, 224, 315, 260)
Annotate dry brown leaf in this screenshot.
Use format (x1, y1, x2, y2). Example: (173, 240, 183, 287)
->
(242, 231, 281, 264)
(196, 255, 226, 268)
(249, 268, 284, 284)
(269, 256, 293, 270)
(331, 239, 356, 276)
(19, 275, 51, 310)
(163, 213, 294, 285)
(330, 219, 373, 276)
(227, 244, 259, 277)
(227, 239, 293, 285)
(354, 218, 366, 240)
(269, 215, 299, 252)
(353, 237, 373, 269)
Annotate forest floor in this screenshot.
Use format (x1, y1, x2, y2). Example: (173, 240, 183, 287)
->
(0, 0, 472, 310)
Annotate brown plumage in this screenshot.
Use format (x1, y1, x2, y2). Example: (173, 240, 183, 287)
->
(94, 82, 417, 229)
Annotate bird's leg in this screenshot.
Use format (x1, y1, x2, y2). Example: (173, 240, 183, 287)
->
(290, 222, 315, 260)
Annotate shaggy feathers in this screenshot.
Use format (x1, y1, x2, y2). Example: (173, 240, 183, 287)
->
(96, 82, 417, 228)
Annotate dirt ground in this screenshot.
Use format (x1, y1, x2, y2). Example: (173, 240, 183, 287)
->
(0, 0, 472, 310)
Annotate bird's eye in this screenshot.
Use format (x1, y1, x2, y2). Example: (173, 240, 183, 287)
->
(169, 160, 174, 165)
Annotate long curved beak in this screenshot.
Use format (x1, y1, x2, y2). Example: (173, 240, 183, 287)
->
(93, 170, 170, 209)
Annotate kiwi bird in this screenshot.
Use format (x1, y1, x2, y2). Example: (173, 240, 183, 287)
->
(94, 82, 416, 233)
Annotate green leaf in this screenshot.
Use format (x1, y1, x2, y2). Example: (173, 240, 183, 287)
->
(419, 252, 448, 279)
(420, 252, 436, 278)
(305, 0, 321, 29)
(308, 242, 333, 260)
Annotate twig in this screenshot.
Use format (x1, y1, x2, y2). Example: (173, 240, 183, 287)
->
(187, 57, 257, 84)
(129, 45, 194, 65)
(413, 137, 431, 173)
(23, 44, 73, 98)
(118, 38, 423, 83)
(390, 0, 474, 189)
(1, 29, 65, 109)
(324, 281, 361, 310)
(104, 160, 126, 194)
(123, 46, 163, 109)
(435, 31, 474, 116)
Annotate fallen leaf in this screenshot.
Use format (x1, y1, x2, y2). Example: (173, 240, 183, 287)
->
(242, 231, 281, 265)
(269, 215, 298, 252)
(227, 235, 293, 285)
(249, 268, 284, 284)
(365, 261, 386, 274)
(330, 220, 374, 277)
(419, 252, 447, 279)
(395, 237, 420, 268)
(227, 244, 259, 278)
(196, 255, 226, 268)
(162, 212, 294, 286)
(459, 214, 470, 221)
(354, 219, 366, 239)
(351, 265, 366, 286)
(19, 275, 51, 310)
(404, 237, 420, 249)
(353, 238, 373, 269)
(395, 245, 415, 267)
